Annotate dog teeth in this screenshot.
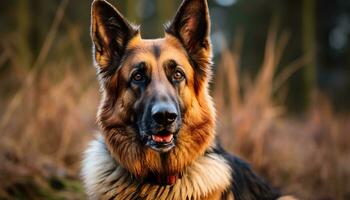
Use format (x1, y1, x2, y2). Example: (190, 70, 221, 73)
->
(152, 134, 173, 143)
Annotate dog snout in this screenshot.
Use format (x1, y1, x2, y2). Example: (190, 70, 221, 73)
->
(151, 103, 178, 126)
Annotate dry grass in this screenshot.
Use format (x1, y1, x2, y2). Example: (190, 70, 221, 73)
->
(214, 26, 350, 199)
(0, 18, 349, 200)
(0, 65, 97, 199)
(0, 1, 97, 198)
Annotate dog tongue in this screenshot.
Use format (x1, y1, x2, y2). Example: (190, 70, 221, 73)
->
(152, 134, 173, 143)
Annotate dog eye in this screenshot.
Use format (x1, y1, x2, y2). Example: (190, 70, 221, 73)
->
(173, 70, 184, 81)
(132, 72, 145, 82)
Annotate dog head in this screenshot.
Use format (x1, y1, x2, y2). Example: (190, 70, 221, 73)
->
(91, 0, 215, 177)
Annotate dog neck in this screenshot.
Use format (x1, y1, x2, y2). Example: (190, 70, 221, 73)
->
(82, 136, 232, 199)
(146, 172, 181, 185)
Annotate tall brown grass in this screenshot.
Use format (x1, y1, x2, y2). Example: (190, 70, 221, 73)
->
(214, 27, 350, 199)
(0, 68, 97, 199)
(0, 1, 97, 198)
(0, 17, 349, 200)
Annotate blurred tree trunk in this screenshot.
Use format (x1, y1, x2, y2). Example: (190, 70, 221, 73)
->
(126, 0, 139, 23)
(155, 0, 176, 35)
(302, 0, 316, 105)
(17, 0, 32, 67)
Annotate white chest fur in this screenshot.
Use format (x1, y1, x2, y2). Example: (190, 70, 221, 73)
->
(81, 137, 232, 200)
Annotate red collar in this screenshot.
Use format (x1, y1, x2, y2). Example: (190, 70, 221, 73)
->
(146, 173, 181, 185)
(156, 174, 178, 185)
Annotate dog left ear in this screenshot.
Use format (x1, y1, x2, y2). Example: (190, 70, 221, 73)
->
(166, 0, 211, 75)
(91, 0, 138, 71)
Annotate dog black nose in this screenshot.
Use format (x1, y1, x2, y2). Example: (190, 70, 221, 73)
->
(151, 103, 177, 126)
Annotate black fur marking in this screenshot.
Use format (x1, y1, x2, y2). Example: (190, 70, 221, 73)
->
(152, 44, 161, 59)
(211, 141, 281, 200)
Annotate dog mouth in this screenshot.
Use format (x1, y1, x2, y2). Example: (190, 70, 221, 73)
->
(151, 134, 174, 143)
(144, 130, 176, 153)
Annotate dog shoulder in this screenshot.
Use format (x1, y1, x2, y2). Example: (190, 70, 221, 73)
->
(81, 135, 118, 199)
(211, 143, 281, 200)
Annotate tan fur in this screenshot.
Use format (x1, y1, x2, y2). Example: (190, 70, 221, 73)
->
(97, 33, 216, 178)
(82, 136, 232, 200)
(83, 0, 261, 199)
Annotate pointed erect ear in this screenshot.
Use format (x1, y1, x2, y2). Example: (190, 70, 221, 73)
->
(91, 0, 138, 71)
(166, 0, 212, 76)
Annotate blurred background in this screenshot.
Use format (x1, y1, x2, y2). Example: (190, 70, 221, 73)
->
(0, 0, 349, 199)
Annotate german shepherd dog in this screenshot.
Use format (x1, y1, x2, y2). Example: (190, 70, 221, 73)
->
(82, 0, 294, 199)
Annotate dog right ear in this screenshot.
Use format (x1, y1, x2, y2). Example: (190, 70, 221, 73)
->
(91, 0, 138, 71)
